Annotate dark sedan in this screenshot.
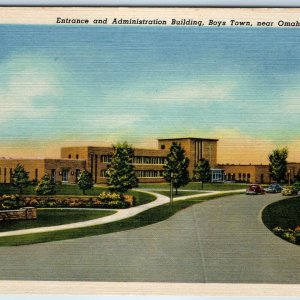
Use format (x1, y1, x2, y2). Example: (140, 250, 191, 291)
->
(246, 184, 265, 195)
(265, 183, 283, 193)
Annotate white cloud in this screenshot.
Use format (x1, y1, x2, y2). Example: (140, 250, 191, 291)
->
(83, 113, 143, 129)
(114, 79, 236, 104)
(155, 81, 235, 102)
(0, 53, 59, 123)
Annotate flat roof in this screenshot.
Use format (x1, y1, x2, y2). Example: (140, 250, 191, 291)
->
(0, 158, 85, 162)
(158, 137, 219, 141)
(218, 163, 268, 167)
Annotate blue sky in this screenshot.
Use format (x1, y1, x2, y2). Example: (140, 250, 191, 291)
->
(1, 25, 300, 162)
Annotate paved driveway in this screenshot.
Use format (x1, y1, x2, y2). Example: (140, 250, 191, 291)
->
(0, 193, 299, 283)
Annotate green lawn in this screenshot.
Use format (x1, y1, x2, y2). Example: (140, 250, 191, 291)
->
(138, 182, 248, 191)
(262, 197, 300, 245)
(0, 209, 116, 232)
(0, 192, 238, 247)
(262, 197, 300, 230)
(151, 190, 204, 198)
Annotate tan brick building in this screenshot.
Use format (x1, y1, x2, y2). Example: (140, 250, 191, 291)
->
(1, 136, 299, 185)
(0, 158, 85, 184)
(60, 137, 218, 183)
(218, 163, 300, 184)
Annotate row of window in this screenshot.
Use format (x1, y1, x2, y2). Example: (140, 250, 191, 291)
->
(68, 154, 80, 159)
(100, 169, 163, 178)
(226, 172, 251, 181)
(0, 167, 39, 183)
(132, 156, 166, 165)
(94, 155, 167, 165)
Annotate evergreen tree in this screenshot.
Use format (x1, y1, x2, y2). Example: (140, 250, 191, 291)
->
(193, 158, 211, 189)
(163, 142, 190, 195)
(268, 147, 288, 183)
(35, 174, 56, 195)
(12, 164, 30, 194)
(106, 142, 138, 193)
(77, 170, 94, 195)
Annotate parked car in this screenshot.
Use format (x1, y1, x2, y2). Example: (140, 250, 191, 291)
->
(265, 183, 283, 193)
(246, 184, 265, 195)
(282, 183, 300, 196)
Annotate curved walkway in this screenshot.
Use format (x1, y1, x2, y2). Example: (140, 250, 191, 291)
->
(0, 189, 243, 238)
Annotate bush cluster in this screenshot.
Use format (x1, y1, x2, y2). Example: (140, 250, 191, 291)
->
(0, 194, 24, 210)
(0, 192, 135, 210)
(273, 226, 300, 244)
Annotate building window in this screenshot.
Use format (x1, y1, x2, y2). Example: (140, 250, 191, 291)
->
(75, 169, 81, 182)
(35, 169, 38, 181)
(76, 154, 79, 159)
(101, 155, 112, 163)
(134, 170, 163, 178)
(132, 156, 166, 165)
(161, 145, 165, 150)
(68, 154, 71, 159)
(62, 170, 69, 182)
(51, 169, 56, 183)
(9, 168, 12, 183)
(247, 173, 251, 182)
(101, 170, 108, 177)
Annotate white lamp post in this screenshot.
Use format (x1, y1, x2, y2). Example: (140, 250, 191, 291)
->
(170, 172, 174, 207)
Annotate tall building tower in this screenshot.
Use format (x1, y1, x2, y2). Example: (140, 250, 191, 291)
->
(157, 137, 218, 178)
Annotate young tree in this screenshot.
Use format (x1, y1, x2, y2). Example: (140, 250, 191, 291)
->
(268, 147, 288, 183)
(77, 170, 94, 195)
(35, 174, 56, 195)
(12, 164, 30, 194)
(106, 142, 138, 193)
(193, 158, 211, 189)
(163, 142, 190, 195)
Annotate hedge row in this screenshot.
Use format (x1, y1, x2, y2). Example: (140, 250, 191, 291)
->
(0, 192, 135, 210)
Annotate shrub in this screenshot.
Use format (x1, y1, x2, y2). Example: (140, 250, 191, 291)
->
(273, 226, 285, 235)
(98, 192, 124, 202)
(0, 194, 24, 210)
(294, 226, 300, 232)
(36, 174, 56, 195)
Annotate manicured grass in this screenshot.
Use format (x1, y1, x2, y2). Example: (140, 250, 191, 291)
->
(0, 209, 116, 232)
(0, 192, 238, 247)
(262, 197, 300, 245)
(138, 182, 248, 191)
(262, 197, 300, 230)
(127, 190, 156, 205)
(151, 190, 204, 198)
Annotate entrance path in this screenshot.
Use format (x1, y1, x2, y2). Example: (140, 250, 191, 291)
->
(0, 192, 298, 283)
(0, 189, 244, 237)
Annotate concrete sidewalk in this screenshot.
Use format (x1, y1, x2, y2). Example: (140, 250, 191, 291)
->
(0, 189, 244, 238)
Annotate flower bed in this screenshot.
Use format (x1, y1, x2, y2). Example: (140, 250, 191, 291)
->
(273, 226, 300, 244)
(0, 193, 135, 210)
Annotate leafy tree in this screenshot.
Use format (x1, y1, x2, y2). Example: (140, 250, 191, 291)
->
(193, 158, 211, 189)
(268, 147, 288, 183)
(77, 170, 94, 195)
(163, 142, 190, 195)
(12, 164, 30, 194)
(35, 174, 56, 195)
(106, 142, 138, 193)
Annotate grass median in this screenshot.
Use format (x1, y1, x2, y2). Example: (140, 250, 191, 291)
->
(0, 209, 116, 232)
(0, 192, 241, 247)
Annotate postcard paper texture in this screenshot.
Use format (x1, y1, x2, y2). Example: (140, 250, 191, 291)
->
(0, 7, 299, 296)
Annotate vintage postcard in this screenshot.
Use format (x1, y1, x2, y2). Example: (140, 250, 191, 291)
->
(0, 7, 299, 296)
